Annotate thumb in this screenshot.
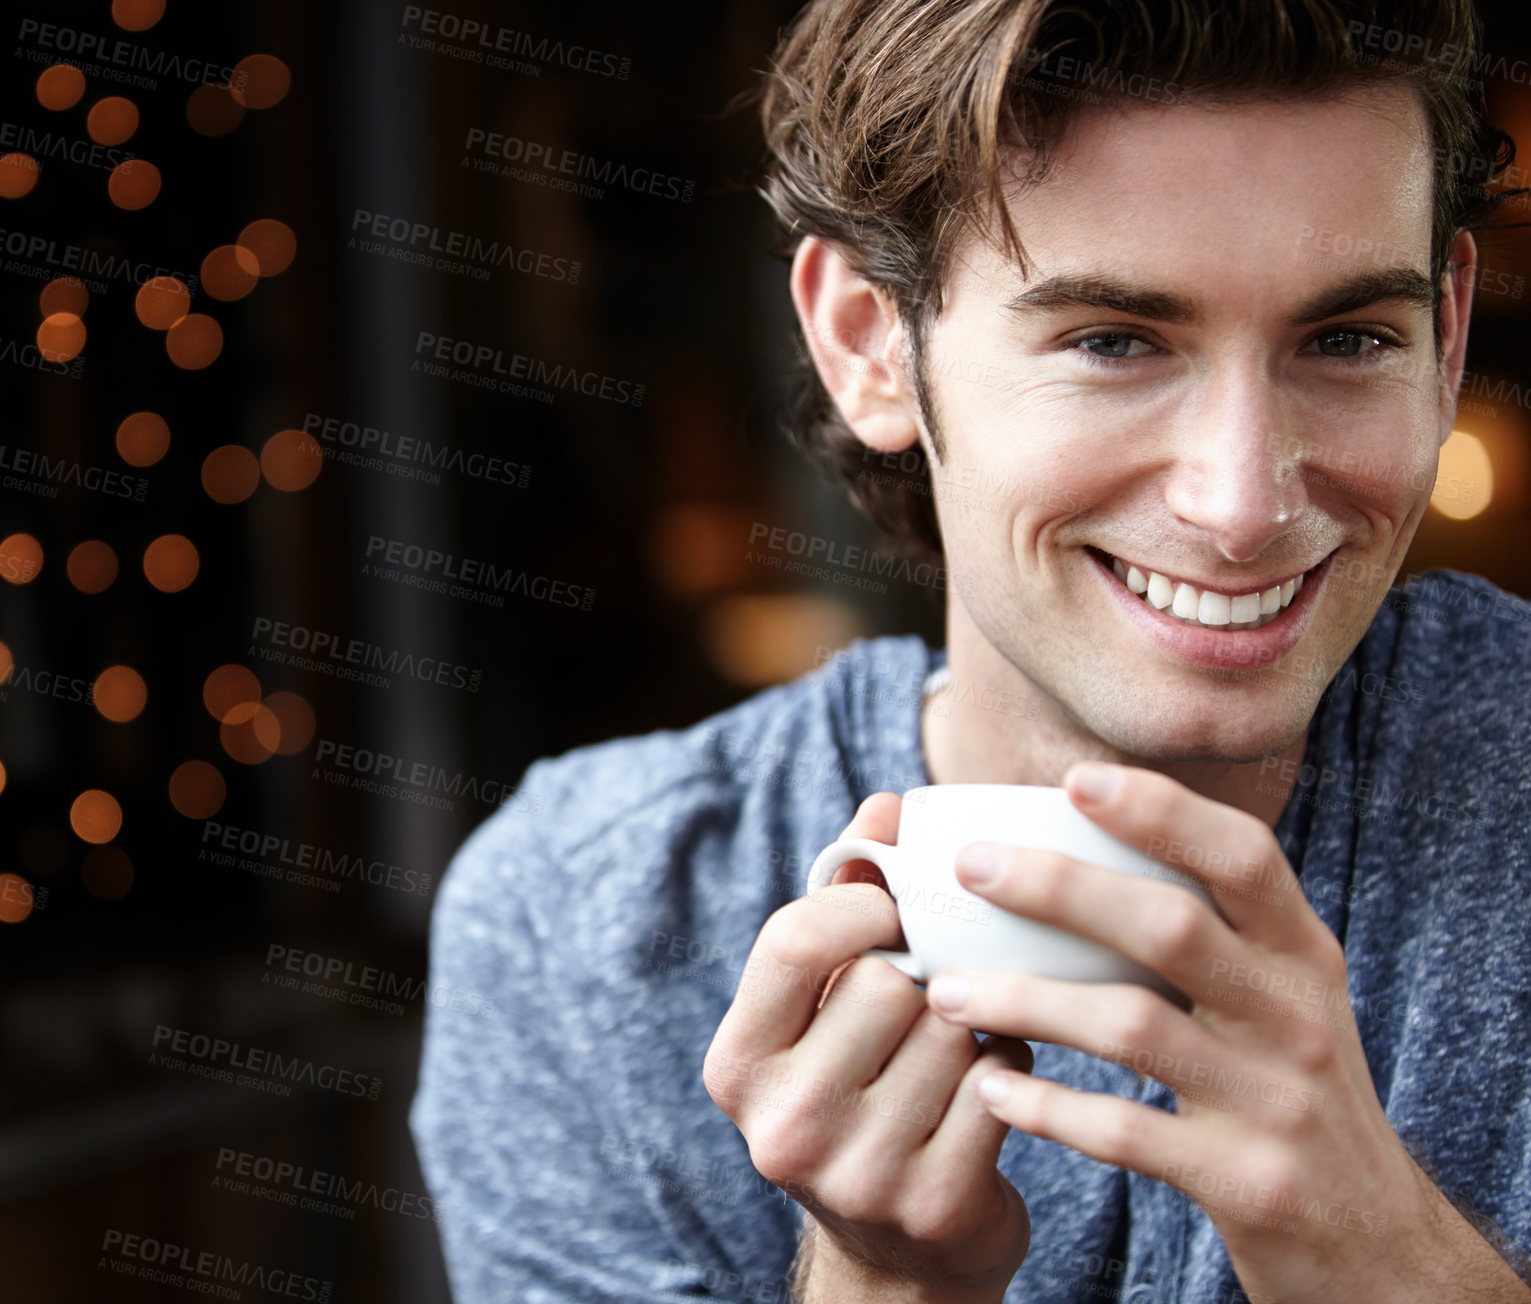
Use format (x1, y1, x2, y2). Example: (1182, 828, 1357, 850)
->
(829, 791, 903, 892)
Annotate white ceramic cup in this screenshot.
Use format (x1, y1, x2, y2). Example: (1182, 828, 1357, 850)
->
(805, 784, 1217, 1000)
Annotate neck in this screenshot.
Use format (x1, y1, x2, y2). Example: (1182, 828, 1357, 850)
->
(921, 608, 1308, 829)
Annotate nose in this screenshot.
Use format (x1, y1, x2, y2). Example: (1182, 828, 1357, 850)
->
(1162, 369, 1309, 563)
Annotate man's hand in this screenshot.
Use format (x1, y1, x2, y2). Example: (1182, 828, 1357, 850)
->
(923, 761, 1531, 1303)
(703, 793, 1033, 1304)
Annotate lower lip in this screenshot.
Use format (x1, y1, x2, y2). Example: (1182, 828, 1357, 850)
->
(1089, 550, 1332, 669)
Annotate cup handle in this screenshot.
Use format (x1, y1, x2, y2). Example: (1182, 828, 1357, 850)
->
(804, 837, 925, 984)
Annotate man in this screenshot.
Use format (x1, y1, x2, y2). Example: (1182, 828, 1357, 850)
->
(411, 2, 1531, 1301)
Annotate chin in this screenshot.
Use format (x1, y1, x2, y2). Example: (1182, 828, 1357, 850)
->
(1079, 694, 1313, 766)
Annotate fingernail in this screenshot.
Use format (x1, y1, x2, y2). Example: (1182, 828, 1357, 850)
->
(957, 843, 1002, 883)
(927, 974, 970, 1011)
(979, 1073, 1010, 1106)
(1070, 763, 1121, 804)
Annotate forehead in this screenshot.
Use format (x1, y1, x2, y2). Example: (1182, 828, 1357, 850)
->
(952, 84, 1436, 303)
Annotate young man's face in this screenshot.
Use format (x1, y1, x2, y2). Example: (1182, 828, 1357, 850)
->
(893, 86, 1472, 763)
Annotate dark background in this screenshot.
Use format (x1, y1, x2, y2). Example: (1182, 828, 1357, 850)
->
(1, 2, 1528, 1300)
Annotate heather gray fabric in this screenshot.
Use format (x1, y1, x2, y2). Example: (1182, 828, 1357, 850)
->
(411, 569, 1531, 1303)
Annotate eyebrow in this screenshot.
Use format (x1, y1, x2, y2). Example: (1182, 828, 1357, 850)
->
(1002, 268, 1439, 327)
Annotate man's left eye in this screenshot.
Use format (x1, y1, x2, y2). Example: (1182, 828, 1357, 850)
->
(1308, 330, 1385, 358)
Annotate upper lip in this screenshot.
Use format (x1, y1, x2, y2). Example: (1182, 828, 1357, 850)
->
(1093, 547, 1329, 597)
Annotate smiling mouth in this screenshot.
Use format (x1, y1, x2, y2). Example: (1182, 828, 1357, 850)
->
(1087, 547, 1327, 630)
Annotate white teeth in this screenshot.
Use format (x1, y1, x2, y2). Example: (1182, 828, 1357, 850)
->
(1105, 553, 1315, 630)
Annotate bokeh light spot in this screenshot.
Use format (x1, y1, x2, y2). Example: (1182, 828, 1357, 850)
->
(36, 65, 86, 112)
(0, 533, 44, 585)
(82, 846, 134, 900)
(1431, 429, 1495, 521)
(166, 313, 223, 370)
(116, 411, 170, 466)
(0, 873, 34, 925)
(112, 0, 165, 31)
(201, 445, 261, 504)
(0, 758, 5, 796)
(230, 54, 291, 110)
(201, 244, 260, 301)
(186, 83, 244, 136)
(134, 276, 190, 330)
(168, 760, 226, 819)
(237, 219, 296, 276)
(70, 789, 123, 844)
(108, 158, 161, 210)
(263, 691, 316, 755)
(37, 312, 85, 363)
(0, 153, 41, 200)
(94, 665, 148, 723)
(40, 276, 88, 318)
(260, 429, 322, 491)
(87, 96, 139, 146)
(203, 664, 261, 722)
(67, 540, 119, 593)
(220, 701, 281, 765)
(0, 640, 10, 682)
(143, 534, 199, 592)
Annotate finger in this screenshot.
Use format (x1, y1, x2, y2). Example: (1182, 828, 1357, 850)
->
(826, 791, 903, 895)
(1060, 763, 1320, 950)
(924, 969, 1237, 1082)
(973, 1068, 1201, 1180)
(919, 1037, 1038, 1174)
(950, 842, 1250, 1002)
(794, 954, 929, 1087)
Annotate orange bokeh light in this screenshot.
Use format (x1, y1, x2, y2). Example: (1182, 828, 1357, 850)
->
(237, 219, 296, 276)
(108, 158, 161, 210)
(37, 312, 85, 362)
(0, 759, 6, 796)
(112, 0, 165, 31)
(0, 533, 43, 585)
(70, 789, 123, 844)
(0, 153, 41, 200)
(201, 445, 261, 504)
(67, 540, 119, 593)
(134, 276, 190, 330)
(230, 54, 291, 110)
(143, 534, 199, 593)
(166, 313, 223, 370)
(263, 691, 316, 755)
(0, 639, 11, 682)
(186, 83, 244, 136)
(87, 96, 140, 146)
(0, 873, 33, 925)
(201, 244, 261, 301)
(168, 760, 226, 819)
(116, 411, 170, 466)
(261, 430, 323, 491)
(220, 700, 281, 765)
(36, 65, 86, 112)
(40, 276, 88, 318)
(82, 846, 134, 900)
(203, 664, 261, 722)
(94, 665, 148, 723)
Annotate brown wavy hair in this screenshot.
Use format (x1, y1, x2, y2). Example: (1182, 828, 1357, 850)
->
(757, 0, 1520, 567)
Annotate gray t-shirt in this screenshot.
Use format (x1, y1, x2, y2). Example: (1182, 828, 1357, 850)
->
(411, 569, 1531, 1303)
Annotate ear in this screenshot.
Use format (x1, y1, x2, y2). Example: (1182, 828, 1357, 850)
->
(789, 236, 924, 453)
(1437, 229, 1476, 445)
